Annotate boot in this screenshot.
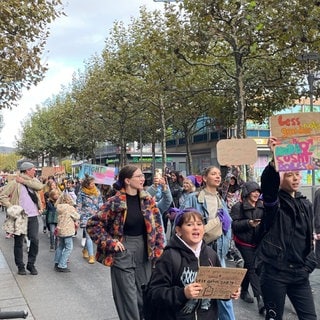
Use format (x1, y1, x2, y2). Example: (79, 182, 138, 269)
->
(82, 248, 89, 259)
(256, 295, 265, 314)
(88, 255, 95, 264)
(240, 291, 254, 303)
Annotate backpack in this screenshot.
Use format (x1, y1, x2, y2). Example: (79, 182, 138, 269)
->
(142, 248, 181, 320)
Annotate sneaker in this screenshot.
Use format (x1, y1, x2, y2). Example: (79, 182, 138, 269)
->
(43, 227, 47, 234)
(18, 267, 27, 275)
(235, 258, 244, 268)
(54, 263, 59, 271)
(226, 251, 234, 261)
(56, 266, 71, 273)
(26, 264, 38, 275)
(50, 245, 55, 252)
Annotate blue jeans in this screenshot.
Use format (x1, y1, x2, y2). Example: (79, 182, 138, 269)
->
(54, 236, 73, 269)
(215, 230, 236, 320)
(260, 264, 316, 320)
(84, 229, 94, 256)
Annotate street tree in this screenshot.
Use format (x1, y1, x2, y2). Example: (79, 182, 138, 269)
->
(173, 0, 320, 137)
(0, 0, 63, 109)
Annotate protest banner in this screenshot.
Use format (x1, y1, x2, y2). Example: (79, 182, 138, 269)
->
(196, 267, 247, 299)
(78, 164, 116, 185)
(270, 112, 320, 171)
(217, 139, 257, 165)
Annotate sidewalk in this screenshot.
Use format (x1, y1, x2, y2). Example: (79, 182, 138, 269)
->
(0, 249, 32, 320)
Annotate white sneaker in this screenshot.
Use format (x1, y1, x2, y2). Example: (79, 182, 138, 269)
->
(81, 238, 86, 247)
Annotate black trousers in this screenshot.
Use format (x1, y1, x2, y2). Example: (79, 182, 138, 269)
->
(14, 216, 39, 268)
(260, 264, 316, 320)
(236, 243, 261, 297)
(315, 240, 320, 267)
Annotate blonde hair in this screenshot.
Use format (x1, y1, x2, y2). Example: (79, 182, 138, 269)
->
(55, 193, 74, 206)
(49, 189, 60, 201)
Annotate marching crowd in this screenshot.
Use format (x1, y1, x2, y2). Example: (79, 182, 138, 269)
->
(0, 136, 319, 320)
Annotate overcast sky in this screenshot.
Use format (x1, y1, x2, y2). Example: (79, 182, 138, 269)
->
(0, 0, 164, 147)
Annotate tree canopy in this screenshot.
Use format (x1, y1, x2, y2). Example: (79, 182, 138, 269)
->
(0, 0, 63, 109)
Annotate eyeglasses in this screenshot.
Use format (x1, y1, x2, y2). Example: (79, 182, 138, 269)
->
(132, 174, 145, 179)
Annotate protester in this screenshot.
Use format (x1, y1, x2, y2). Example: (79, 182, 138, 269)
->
(45, 189, 60, 251)
(314, 187, 320, 269)
(258, 136, 317, 320)
(146, 208, 240, 320)
(0, 162, 44, 275)
(181, 165, 235, 320)
(230, 181, 264, 314)
(54, 193, 80, 272)
(146, 174, 173, 237)
(86, 165, 165, 320)
(76, 174, 103, 264)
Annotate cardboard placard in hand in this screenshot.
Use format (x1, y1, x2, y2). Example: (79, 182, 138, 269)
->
(217, 139, 257, 165)
(270, 112, 320, 139)
(196, 267, 247, 299)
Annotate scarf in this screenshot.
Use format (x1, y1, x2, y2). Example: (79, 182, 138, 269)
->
(81, 186, 99, 197)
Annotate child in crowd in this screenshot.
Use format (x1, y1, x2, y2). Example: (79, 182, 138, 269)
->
(46, 189, 59, 251)
(54, 193, 80, 272)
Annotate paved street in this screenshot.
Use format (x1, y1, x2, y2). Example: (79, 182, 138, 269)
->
(0, 213, 319, 319)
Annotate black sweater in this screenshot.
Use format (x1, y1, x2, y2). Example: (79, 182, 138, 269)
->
(147, 235, 221, 320)
(259, 163, 316, 272)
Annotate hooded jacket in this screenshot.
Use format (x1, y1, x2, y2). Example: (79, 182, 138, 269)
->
(259, 163, 316, 273)
(147, 234, 221, 320)
(231, 198, 264, 246)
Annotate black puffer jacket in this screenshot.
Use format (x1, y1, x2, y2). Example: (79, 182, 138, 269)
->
(230, 199, 264, 245)
(258, 163, 317, 273)
(147, 235, 221, 320)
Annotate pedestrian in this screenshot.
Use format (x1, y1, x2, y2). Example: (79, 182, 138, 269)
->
(76, 174, 103, 264)
(0, 162, 44, 275)
(54, 193, 80, 272)
(45, 189, 59, 251)
(314, 187, 320, 269)
(258, 136, 317, 320)
(178, 175, 199, 208)
(146, 208, 240, 320)
(180, 165, 235, 320)
(230, 181, 264, 314)
(86, 165, 166, 320)
(146, 174, 173, 237)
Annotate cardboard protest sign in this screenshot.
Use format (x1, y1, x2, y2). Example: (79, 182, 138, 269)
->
(270, 112, 320, 171)
(217, 139, 257, 165)
(270, 112, 320, 139)
(196, 267, 247, 299)
(42, 166, 65, 178)
(274, 136, 320, 171)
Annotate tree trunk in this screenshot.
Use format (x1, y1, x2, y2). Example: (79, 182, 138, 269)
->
(160, 98, 167, 174)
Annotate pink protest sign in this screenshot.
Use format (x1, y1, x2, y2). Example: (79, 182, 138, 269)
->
(274, 136, 320, 171)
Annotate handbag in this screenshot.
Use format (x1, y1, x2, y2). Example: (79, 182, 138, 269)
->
(203, 216, 222, 244)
